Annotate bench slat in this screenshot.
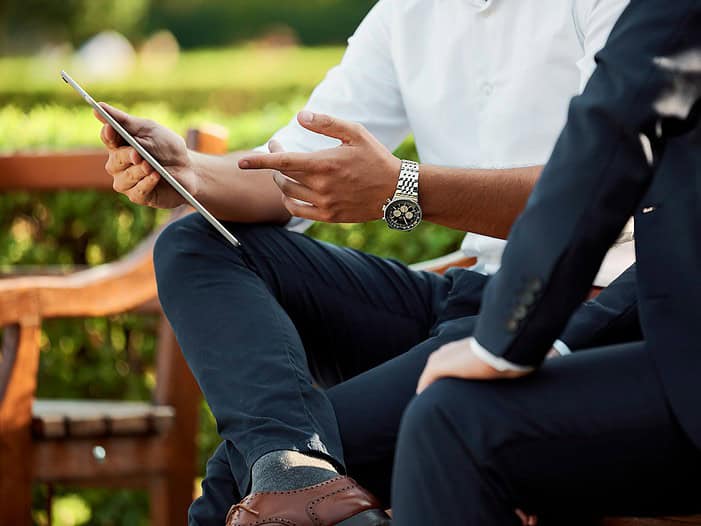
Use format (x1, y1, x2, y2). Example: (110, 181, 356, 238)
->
(32, 400, 175, 439)
(604, 517, 701, 525)
(0, 150, 111, 191)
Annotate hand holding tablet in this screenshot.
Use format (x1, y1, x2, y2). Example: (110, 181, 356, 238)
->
(61, 70, 241, 248)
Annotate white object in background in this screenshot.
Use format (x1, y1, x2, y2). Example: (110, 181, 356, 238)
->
(77, 31, 135, 80)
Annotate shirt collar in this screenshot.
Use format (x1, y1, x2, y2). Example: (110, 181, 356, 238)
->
(466, 0, 493, 12)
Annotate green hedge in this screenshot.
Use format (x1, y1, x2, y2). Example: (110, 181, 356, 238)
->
(0, 47, 343, 113)
(1, 1, 377, 54)
(147, 1, 379, 48)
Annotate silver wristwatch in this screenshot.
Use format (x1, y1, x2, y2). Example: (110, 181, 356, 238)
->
(382, 160, 423, 231)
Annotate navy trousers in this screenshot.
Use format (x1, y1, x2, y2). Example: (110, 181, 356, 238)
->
(153, 214, 488, 525)
(391, 342, 701, 525)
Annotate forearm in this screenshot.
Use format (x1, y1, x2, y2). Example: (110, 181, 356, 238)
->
(420, 164, 542, 238)
(190, 150, 291, 224)
(235, 113, 543, 230)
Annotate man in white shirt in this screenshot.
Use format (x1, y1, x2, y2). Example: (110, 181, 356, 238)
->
(98, 0, 631, 524)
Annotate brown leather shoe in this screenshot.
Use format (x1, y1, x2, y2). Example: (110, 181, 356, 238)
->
(225, 476, 390, 526)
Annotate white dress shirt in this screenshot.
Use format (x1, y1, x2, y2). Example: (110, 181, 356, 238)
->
(259, 0, 632, 286)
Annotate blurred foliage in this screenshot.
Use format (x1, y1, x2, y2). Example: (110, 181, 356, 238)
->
(0, 47, 344, 113)
(1, 46, 463, 525)
(0, 0, 377, 54)
(0, 0, 150, 54)
(147, 0, 378, 48)
(33, 486, 149, 526)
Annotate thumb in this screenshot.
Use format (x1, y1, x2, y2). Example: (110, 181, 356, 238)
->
(98, 102, 150, 135)
(297, 111, 363, 145)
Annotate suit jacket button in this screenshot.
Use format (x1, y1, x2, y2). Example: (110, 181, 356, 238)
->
(514, 306, 528, 320)
(527, 278, 543, 292)
(506, 319, 519, 332)
(521, 291, 536, 306)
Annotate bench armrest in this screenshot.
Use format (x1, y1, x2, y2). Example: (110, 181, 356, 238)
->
(409, 250, 477, 275)
(0, 231, 160, 326)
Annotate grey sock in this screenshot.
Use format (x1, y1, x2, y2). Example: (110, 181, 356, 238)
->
(250, 450, 339, 493)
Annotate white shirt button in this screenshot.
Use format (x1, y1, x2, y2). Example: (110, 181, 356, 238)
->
(482, 82, 494, 96)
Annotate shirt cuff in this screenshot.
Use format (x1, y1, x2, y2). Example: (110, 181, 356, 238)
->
(470, 337, 536, 373)
(552, 339, 572, 356)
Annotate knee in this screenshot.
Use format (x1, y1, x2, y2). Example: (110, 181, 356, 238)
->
(399, 386, 439, 438)
(399, 379, 500, 465)
(154, 214, 212, 276)
(399, 381, 457, 442)
(154, 213, 249, 294)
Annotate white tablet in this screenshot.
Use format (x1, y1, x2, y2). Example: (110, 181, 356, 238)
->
(61, 70, 241, 248)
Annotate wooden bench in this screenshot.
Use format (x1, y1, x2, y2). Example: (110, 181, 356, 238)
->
(0, 127, 226, 525)
(602, 519, 701, 525)
(1, 129, 698, 525)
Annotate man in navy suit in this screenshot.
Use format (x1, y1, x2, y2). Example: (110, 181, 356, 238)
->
(391, 0, 701, 523)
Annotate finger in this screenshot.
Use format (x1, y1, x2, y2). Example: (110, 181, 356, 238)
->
(515, 510, 529, 526)
(545, 348, 560, 360)
(273, 173, 319, 204)
(268, 139, 285, 153)
(112, 160, 153, 193)
(416, 370, 433, 394)
(124, 172, 160, 205)
(281, 195, 329, 222)
(98, 102, 151, 135)
(105, 146, 142, 174)
(239, 152, 315, 172)
(297, 111, 364, 144)
(416, 358, 442, 395)
(93, 108, 107, 124)
(100, 122, 124, 149)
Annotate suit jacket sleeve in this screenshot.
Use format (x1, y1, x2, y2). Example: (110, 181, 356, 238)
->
(473, 0, 701, 367)
(560, 264, 641, 351)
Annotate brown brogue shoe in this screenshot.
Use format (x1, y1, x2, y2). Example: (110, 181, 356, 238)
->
(225, 476, 390, 526)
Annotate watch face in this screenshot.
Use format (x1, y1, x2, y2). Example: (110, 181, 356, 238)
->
(384, 199, 422, 231)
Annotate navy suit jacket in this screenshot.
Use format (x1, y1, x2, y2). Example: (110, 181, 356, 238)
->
(560, 264, 641, 350)
(473, 0, 701, 445)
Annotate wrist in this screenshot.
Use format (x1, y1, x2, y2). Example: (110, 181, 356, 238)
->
(186, 149, 200, 176)
(181, 150, 201, 201)
(469, 337, 536, 375)
(387, 155, 402, 190)
(382, 158, 423, 231)
(377, 156, 402, 211)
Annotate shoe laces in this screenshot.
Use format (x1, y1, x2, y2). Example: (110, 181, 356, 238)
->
(226, 502, 260, 524)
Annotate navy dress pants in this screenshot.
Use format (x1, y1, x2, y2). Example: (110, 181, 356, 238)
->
(391, 342, 701, 525)
(153, 214, 488, 526)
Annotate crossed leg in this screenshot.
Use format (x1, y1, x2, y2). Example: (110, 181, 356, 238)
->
(391, 342, 701, 525)
(153, 214, 486, 525)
